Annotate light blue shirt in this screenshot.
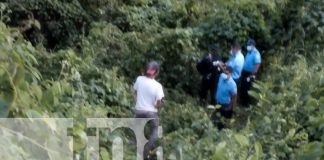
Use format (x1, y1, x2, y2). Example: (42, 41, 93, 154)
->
(226, 51, 244, 80)
(243, 48, 261, 73)
(216, 73, 237, 105)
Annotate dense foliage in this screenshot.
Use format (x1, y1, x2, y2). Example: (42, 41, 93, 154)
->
(0, 0, 323, 159)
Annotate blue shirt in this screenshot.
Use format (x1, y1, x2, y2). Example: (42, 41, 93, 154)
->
(226, 51, 244, 80)
(216, 73, 237, 105)
(243, 48, 261, 73)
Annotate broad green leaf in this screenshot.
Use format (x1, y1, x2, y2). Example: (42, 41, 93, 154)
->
(234, 134, 249, 146)
(25, 109, 42, 118)
(216, 141, 227, 149)
(100, 147, 109, 160)
(297, 142, 324, 160)
(12, 65, 25, 85)
(73, 129, 87, 151)
(52, 82, 61, 95)
(30, 84, 43, 101)
(33, 20, 41, 30)
(248, 142, 263, 160)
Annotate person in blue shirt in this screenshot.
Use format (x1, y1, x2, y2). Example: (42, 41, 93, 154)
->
(219, 41, 245, 83)
(211, 65, 237, 129)
(240, 38, 261, 106)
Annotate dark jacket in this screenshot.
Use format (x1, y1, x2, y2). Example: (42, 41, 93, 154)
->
(196, 54, 222, 80)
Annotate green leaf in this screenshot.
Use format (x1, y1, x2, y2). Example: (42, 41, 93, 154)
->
(30, 85, 42, 101)
(33, 20, 41, 30)
(100, 147, 109, 160)
(73, 129, 87, 151)
(296, 142, 324, 160)
(248, 142, 263, 160)
(52, 82, 61, 95)
(25, 109, 42, 118)
(234, 134, 249, 146)
(12, 65, 25, 85)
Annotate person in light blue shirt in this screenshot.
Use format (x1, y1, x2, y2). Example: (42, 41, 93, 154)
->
(216, 67, 237, 107)
(212, 65, 237, 129)
(243, 39, 261, 74)
(226, 41, 245, 82)
(240, 38, 261, 106)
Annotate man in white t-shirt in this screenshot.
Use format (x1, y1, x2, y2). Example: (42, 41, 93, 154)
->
(134, 61, 164, 160)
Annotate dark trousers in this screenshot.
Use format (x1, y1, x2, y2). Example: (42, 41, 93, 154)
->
(210, 104, 233, 130)
(135, 110, 159, 159)
(199, 76, 217, 105)
(240, 70, 253, 106)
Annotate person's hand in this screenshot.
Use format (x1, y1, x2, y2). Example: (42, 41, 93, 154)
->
(212, 60, 220, 66)
(247, 75, 256, 82)
(206, 73, 212, 80)
(155, 99, 164, 110)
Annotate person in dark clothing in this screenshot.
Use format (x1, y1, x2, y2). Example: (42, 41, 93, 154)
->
(240, 39, 261, 106)
(196, 44, 222, 105)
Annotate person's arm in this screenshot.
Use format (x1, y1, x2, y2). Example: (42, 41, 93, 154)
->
(217, 56, 233, 73)
(156, 84, 165, 110)
(253, 64, 260, 74)
(229, 83, 237, 110)
(156, 99, 164, 110)
(217, 61, 226, 72)
(133, 77, 139, 101)
(134, 91, 137, 101)
(229, 95, 237, 110)
(253, 52, 261, 75)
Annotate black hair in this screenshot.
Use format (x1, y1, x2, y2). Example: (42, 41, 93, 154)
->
(145, 61, 160, 76)
(231, 41, 241, 49)
(208, 43, 219, 54)
(225, 65, 233, 73)
(246, 38, 256, 46)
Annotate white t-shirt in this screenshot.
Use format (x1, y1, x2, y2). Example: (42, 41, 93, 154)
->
(134, 76, 164, 112)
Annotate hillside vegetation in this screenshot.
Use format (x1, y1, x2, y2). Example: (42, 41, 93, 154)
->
(0, 0, 323, 159)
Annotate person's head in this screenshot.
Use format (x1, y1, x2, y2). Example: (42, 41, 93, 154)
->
(208, 43, 219, 55)
(230, 41, 241, 55)
(224, 65, 233, 76)
(145, 61, 160, 78)
(246, 38, 256, 51)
